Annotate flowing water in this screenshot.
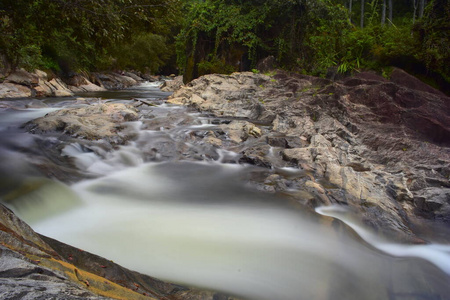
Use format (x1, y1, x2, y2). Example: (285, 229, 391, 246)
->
(1, 82, 449, 300)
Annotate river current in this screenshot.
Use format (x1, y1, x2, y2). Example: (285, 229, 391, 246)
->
(1, 82, 449, 300)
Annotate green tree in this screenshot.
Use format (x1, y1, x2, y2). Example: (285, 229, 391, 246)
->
(0, 0, 182, 73)
(414, 0, 449, 83)
(176, 0, 352, 81)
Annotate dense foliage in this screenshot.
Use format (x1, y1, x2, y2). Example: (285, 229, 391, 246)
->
(1, 0, 448, 90)
(0, 0, 181, 73)
(176, 0, 449, 90)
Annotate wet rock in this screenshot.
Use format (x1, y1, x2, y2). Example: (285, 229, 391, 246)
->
(160, 75, 184, 92)
(168, 69, 450, 238)
(33, 83, 52, 97)
(92, 72, 138, 90)
(239, 145, 274, 168)
(0, 69, 145, 98)
(0, 83, 32, 98)
(69, 81, 107, 93)
(168, 72, 268, 119)
(64, 74, 106, 93)
(0, 69, 74, 98)
(414, 188, 450, 221)
(25, 103, 139, 145)
(44, 78, 74, 97)
(0, 246, 105, 300)
(25, 99, 48, 109)
(123, 71, 145, 82)
(267, 135, 308, 149)
(220, 121, 261, 144)
(5, 69, 39, 87)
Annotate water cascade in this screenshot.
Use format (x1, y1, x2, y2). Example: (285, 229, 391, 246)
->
(1, 83, 449, 300)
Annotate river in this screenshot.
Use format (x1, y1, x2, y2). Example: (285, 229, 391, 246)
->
(1, 82, 449, 300)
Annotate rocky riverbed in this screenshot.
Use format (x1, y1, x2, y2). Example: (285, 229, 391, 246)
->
(1, 68, 449, 299)
(166, 69, 450, 241)
(14, 68, 450, 238)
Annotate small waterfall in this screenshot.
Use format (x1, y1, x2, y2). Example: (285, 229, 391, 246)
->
(316, 205, 450, 275)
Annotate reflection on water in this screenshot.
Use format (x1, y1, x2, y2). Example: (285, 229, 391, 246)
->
(1, 82, 449, 300)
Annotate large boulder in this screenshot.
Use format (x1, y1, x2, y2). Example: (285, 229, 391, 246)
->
(160, 75, 184, 92)
(5, 69, 39, 87)
(92, 72, 138, 90)
(26, 103, 139, 145)
(168, 72, 267, 120)
(389, 68, 445, 96)
(255, 56, 276, 73)
(64, 74, 107, 93)
(40, 78, 74, 97)
(0, 202, 106, 300)
(0, 69, 148, 98)
(0, 69, 75, 98)
(0, 82, 32, 98)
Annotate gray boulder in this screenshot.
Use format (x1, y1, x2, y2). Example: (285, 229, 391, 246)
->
(26, 103, 139, 145)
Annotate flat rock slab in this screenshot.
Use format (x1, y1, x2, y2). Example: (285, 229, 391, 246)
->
(26, 103, 139, 145)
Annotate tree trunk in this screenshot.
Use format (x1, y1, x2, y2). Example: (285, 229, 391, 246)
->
(349, 0, 353, 23)
(419, 0, 425, 18)
(388, 0, 393, 25)
(413, 0, 418, 23)
(381, 0, 386, 25)
(361, 0, 365, 28)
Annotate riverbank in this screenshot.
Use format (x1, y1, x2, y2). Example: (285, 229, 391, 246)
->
(0, 68, 164, 98)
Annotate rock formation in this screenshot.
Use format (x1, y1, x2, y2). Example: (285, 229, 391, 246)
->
(160, 75, 184, 92)
(25, 103, 139, 146)
(167, 69, 450, 240)
(0, 69, 164, 98)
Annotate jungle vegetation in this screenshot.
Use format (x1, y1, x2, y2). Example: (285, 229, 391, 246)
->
(1, 0, 448, 90)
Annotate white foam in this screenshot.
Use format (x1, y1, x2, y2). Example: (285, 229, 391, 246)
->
(316, 205, 450, 275)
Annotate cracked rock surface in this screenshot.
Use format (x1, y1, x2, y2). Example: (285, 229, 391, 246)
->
(167, 70, 450, 240)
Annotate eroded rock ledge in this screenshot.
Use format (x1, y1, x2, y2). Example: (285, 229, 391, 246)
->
(167, 69, 450, 240)
(0, 69, 162, 98)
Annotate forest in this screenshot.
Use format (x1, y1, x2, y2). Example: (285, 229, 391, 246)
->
(0, 0, 448, 91)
